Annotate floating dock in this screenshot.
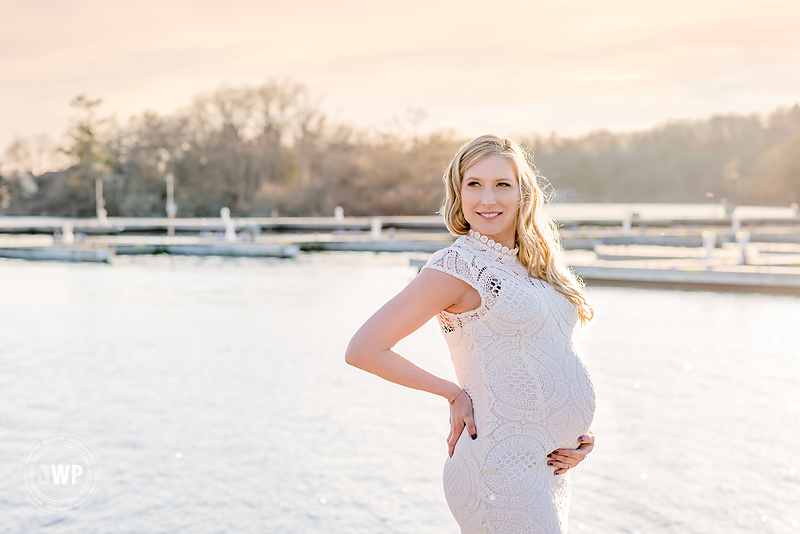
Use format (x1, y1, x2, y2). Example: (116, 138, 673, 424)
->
(0, 246, 112, 263)
(112, 242, 299, 258)
(2, 207, 800, 292)
(0, 203, 798, 236)
(0, 235, 299, 261)
(570, 263, 800, 292)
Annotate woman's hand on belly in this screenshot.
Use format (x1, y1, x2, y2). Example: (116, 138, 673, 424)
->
(447, 388, 478, 458)
(547, 430, 595, 475)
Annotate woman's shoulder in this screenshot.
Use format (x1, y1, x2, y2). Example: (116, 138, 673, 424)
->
(421, 236, 481, 280)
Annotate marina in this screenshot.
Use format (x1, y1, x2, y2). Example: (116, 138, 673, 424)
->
(2, 204, 800, 292)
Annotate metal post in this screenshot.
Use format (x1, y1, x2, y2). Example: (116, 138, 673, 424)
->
(371, 217, 382, 240)
(95, 178, 107, 225)
(702, 230, 715, 260)
(221, 207, 236, 242)
(165, 173, 177, 237)
(62, 221, 74, 244)
(622, 211, 632, 235)
(735, 231, 750, 265)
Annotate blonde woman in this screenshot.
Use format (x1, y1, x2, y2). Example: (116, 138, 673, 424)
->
(346, 134, 596, 533)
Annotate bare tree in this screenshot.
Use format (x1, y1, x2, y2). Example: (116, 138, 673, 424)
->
(59, 95, 113, 216)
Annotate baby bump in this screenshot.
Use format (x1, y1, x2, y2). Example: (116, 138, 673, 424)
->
(485, 347, 596, 431)
(541, 356, 596, 450)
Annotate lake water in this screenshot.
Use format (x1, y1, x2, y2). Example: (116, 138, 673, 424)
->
(0, 253, 798, 533)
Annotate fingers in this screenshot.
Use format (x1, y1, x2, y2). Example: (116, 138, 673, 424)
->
(550, 448, 586, 462)
(549, 450, 586, 474)
(578, 430, 594, 450)
(549, 433, 596, 462)
(465, 416, 478, 441)
(546, 452, 572, 468)
(447, 415, 478, 457)
(547, 456, 571, 474)
(548, 432, 596, 475)
(547, 458, 571, 470)
(447, 422, 464, 457)
(459, 392, 477, 440)
(577, 433, 595, 452)
(446, 391, 478, 458)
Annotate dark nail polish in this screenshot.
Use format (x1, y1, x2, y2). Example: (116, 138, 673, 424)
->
(471, 433, 477, 440)
(548, 462, 553, 466)
(579, 436, 585, 442)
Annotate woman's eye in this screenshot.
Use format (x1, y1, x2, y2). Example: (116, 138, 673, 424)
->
(467, 181, 480, 187)
(498, 182, 510, 187)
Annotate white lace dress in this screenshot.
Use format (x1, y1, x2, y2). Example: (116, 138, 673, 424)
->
(422, 230, 596, 534)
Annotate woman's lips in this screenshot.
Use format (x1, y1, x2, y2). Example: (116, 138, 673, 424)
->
(477, 212, 500, 219)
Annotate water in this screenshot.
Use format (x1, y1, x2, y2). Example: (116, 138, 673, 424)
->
(0, 253, 798, 533)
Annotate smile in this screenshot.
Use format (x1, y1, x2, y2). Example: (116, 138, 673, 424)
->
(477, 212, 501, 219)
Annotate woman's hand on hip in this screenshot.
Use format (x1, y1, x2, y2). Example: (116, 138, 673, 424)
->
(547, 430, 595, 475)
(447, 388, 477, 458)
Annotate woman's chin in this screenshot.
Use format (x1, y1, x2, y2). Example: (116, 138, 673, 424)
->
(470, 220, 504, 236)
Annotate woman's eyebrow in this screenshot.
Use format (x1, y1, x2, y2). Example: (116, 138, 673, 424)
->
(464, 176, 515, 182)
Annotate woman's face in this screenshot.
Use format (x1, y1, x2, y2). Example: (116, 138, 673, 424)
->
(460, 154, 520, 248)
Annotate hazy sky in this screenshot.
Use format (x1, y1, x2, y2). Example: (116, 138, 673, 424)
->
(3, 0, 800, 156)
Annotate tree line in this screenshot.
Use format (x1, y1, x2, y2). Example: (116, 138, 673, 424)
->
(1, 79, 798, 217)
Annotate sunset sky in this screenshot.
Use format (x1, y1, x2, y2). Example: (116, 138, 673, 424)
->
(3, 0, 800, 159)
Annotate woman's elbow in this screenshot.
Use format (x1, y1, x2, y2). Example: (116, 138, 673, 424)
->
(344, 337, 365, 367)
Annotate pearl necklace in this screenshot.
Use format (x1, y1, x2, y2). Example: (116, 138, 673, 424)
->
(467, 229, 519, 256)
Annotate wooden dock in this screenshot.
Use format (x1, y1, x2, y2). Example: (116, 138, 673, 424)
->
(0, 235, 299, 261)
(0, 246, 112, 263)
(571, 264, 800, 292)
(2, 207, 800, 292)
(0, 203, 798, 236)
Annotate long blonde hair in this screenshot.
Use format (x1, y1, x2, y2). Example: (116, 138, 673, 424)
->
(440, 134, 593, 323)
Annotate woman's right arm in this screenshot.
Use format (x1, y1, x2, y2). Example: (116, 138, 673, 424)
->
(345, 267, 479, 456)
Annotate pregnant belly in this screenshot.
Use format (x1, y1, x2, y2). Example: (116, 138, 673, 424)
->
(485, 349, 596, 442)
(546, 355, 596, 449)
(486, 351, 595, 426)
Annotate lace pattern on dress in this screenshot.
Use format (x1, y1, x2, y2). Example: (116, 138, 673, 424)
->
(421, 242, 506, 333)
(422, 233, 536, 334)
(420, 233, 596, 534)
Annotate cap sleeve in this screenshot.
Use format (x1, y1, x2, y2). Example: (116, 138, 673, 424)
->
(421, 244, 480, 293)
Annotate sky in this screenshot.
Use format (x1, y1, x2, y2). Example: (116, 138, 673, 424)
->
(2, 0, 800, 164)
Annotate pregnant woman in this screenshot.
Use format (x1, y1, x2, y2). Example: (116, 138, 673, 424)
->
(346, 134, 596, 533)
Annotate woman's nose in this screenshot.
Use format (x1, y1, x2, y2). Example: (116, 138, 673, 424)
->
(481, 190, 497, 206)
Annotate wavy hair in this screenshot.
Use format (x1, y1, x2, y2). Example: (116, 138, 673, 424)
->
(440, 134, 593, 323)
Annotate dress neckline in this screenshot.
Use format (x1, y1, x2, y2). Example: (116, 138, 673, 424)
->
(466, 229, 519, 257)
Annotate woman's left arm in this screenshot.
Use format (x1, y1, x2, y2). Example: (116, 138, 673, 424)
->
(547, 430, 595, 475)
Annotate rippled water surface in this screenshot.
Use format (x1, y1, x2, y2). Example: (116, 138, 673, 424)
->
(0, 253, 798, 533)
